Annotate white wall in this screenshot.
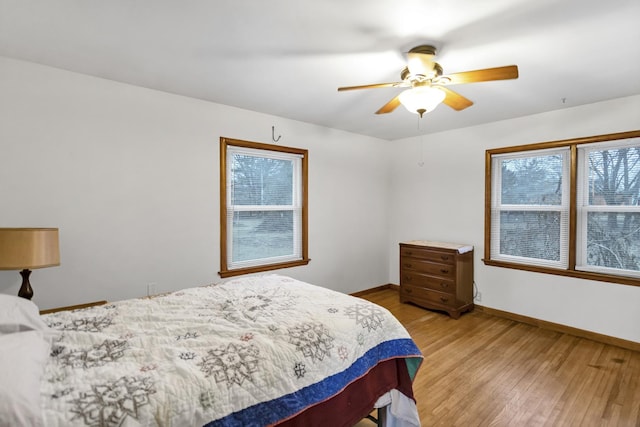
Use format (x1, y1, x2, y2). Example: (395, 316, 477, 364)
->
(2, 55, 638, 343)
(0, 56, 391, 309)
(387, 94, 640, 343)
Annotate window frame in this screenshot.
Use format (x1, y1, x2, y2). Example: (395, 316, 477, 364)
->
(219, 137, 309, 278)
(490, 147, 571, 269)
(484, 130, 640, 287)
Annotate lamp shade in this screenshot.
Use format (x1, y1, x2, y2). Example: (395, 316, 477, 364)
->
(399, 86, 446, 117)
(0, 228, 60, 270)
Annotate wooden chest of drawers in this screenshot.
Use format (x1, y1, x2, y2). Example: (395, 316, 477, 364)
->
(399, 240, 474, 319)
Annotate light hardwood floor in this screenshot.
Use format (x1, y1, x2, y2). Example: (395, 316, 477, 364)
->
(357, 288, 640, 427)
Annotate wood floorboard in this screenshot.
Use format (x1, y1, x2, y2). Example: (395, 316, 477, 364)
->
(357, 288, 640, 427)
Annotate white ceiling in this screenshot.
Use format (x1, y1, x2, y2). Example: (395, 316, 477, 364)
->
(1, 0, 639, 140)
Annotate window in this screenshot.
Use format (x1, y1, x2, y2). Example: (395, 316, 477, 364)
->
(219, 137, 309, 278)
(485, 130, 640, 286)
(490, 147, 570, 269)
(576, 140, 640, 277)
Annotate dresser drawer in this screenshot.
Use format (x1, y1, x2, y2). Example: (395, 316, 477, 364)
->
(400, 246, 455, 264)
(400, 271, 455, 294)
(401, 284, 457, 308)
(401, 257, 455, 279)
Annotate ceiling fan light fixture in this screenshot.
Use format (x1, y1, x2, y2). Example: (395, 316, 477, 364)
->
(398, 86, 446, 117)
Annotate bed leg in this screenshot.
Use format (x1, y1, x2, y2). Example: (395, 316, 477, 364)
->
(364, 406, 387, 427)
(376, 406, 387, 427)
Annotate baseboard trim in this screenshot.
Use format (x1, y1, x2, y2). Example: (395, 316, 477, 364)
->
(40, 300, 108, 314)
(351, 283, 399, 297)
(474, 304, 640, 352)
(352, 285, 639, 353)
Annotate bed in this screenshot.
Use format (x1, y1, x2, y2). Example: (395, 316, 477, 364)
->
(0, 274, 422, 427)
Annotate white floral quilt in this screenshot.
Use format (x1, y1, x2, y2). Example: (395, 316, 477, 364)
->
(40, 275, 422, 426)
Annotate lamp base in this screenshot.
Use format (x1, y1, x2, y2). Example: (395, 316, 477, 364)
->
(18, 269, 33, 300)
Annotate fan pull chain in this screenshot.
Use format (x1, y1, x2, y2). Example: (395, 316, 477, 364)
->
(418, 116, 425, 167)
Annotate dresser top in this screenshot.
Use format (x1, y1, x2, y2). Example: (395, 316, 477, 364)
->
(401, 240, 473, 254)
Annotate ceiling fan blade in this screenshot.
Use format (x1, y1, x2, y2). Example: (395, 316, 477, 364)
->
(375, 95, 402, 114)
(439, 86, 474, 111)
(442, 65, 519, 85)
(338, 81, 406, 91)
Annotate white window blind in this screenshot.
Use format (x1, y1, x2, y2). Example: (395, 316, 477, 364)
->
(490, 147, 571, 269)
(226, 145, 303, 270)
(576, 139, 640, 277)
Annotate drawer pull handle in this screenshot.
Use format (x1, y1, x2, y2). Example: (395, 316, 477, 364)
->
(441, 256, 450, 261)
(404, 263, 412, 268)
(440, 269, 449, 274)
(440, 296, 449, 303)
(405, 288, 412, 293)
(440, 283, 449, 288)
(406, 251, 413, 255)
(404, 276, 411, 282)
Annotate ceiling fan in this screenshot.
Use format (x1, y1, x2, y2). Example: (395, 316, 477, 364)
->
(338, 45, 519, 117)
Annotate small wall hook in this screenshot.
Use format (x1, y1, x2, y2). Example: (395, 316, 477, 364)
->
(272, 126, 282, 142)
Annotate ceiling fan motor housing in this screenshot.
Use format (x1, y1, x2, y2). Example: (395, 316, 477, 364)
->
(408, 45, 438, 56)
